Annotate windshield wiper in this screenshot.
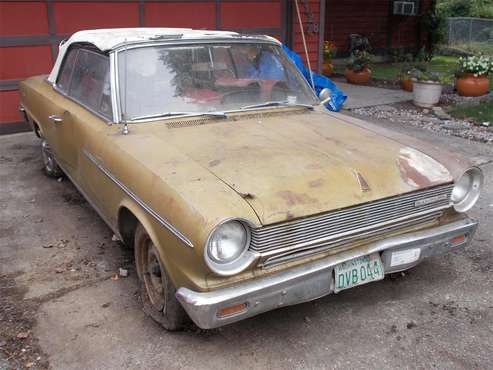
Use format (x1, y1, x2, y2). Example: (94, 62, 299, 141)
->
(130, 111, 228, 122)
(240, 101, 314, 110)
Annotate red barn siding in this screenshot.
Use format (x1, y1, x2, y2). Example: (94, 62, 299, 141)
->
(145, 3, 216, 29)
(325, 0, 433, 53)
(0, 2, 49, 36)
(292, 0, 321, 71)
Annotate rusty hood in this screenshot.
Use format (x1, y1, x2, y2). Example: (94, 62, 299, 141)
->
(148, 110, 454, 225)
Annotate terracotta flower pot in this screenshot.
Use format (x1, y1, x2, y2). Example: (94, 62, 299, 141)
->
(456, 73, 490, 97)
(322, 62, 333, 77)
(345, 67, 371, 85)
(401, 78, 413, 92)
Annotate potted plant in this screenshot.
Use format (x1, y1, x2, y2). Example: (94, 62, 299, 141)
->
(398, 64, 415, 92)
(345, 50, 372, 84)
(411, 68, 447, 108)
(455, 54, 492, 97)
(322, 41, 336, 76)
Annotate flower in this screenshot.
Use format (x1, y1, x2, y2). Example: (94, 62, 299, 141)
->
(323, 41, 337, 61)
(457, 54, 493, 77)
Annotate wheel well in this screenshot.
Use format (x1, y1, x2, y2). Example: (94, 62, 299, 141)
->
(118, 207, 139, 248)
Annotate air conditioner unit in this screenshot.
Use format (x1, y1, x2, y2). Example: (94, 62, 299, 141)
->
(393, 1, 417, 16)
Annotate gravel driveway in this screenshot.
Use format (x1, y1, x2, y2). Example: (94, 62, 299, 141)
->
(1, 115, 492, 369)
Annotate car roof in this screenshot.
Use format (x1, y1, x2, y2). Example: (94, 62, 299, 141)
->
(47, 27, 280, 83)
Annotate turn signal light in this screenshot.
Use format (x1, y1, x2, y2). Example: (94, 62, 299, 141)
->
(217, 303, 247, 318)
(450, 235, 466, 246)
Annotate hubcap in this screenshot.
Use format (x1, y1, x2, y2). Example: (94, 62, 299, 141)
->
(143, 241, 166, 312)
(41, 140, 55, 173)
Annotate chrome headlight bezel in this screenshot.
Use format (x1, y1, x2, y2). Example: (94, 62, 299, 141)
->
(451, 167, 483, 213)
(204, 219, 256, 276)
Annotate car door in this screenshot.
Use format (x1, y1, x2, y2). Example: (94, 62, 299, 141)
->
(48, 46, 80, 175)
(59, 48, 115, 208)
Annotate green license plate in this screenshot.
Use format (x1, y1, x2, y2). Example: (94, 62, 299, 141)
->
(334, 253, 384, 293)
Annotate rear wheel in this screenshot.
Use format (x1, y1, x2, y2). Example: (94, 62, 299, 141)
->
(134, 224, 188, 331)
(41, 139, 62, 178)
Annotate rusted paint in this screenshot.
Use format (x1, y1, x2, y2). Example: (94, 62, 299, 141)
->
(309, 179, 324, 188)
(209, 159, 221, 167)
(277, 191, 318, 207)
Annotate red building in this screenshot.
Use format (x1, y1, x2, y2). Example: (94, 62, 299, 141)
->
(0, 0, 431, 134)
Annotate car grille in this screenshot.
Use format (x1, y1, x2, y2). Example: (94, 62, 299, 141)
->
(250, 184, 454, 268)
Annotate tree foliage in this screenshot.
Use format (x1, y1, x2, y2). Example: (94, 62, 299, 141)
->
(437, 0, 493, 18)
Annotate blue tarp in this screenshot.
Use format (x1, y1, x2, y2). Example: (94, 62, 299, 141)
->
(282, 45, 347, 112)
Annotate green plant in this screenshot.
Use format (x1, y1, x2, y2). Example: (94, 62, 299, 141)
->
(323, 41, 337, 62)
(410, 67, 451, 84)
(347, 50, 372, 72)
(398, 62, 427, 80)
(456, 54, 493, 77)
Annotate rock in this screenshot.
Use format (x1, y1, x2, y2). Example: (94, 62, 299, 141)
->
(57, 177, 63, 182)
(55, 267, 64, 274)
(442, 122, 470, 131)
(111, 234, 119, 242)
(16, 331, 29, 339)
(377, 105, 397, 112)
(406, 321, 417, 329)
(432, 107, 452, 120)
(304, 316, 311, 323)
(42, 244, 53, 249)
(422, 109, 430, 114)
(101, 302, 111, 308)
(481, 121, 490, 127)
(119, 268, 129, 277)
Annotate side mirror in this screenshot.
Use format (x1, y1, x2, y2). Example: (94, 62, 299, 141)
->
(319, 88, 332, 105)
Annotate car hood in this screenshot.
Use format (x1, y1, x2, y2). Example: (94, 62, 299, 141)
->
(148, 110, 453, 225)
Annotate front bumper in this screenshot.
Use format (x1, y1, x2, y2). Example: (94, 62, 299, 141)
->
(176, 218, 478, 329)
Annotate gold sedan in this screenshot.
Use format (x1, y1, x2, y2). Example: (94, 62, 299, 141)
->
(19, 28, 483, 330)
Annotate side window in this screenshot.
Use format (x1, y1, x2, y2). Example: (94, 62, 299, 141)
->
(68, 49, 112, 120)
(57, 48, 78, 93)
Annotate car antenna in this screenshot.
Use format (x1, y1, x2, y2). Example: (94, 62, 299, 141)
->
(121, 39, 129, 135)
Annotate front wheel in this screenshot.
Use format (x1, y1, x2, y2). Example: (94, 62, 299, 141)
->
(134, 224, 188, 331)
(41, 139, 62, 178)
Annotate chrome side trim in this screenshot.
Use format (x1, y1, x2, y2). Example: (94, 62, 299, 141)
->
(82, 149, 194, 248)
(109, 51, 121, 124)
(176, 217, 478, 329)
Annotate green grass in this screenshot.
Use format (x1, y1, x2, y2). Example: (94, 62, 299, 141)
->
(449, 101, 493, 123)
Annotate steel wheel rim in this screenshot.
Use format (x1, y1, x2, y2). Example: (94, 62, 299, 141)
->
(143, 241, 166, 312)
(41, 140, 55, 173)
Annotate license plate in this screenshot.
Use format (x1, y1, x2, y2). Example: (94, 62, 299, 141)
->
(334, 253, 384, 293)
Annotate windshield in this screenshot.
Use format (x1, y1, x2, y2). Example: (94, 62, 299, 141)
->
(117, 43, 317, 121)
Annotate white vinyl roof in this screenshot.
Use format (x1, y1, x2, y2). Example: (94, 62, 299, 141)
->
(47, 28, 280, 83)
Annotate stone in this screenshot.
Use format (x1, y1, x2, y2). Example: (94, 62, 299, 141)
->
(442, 122, 470, 131)
(432, 107, 452, 120)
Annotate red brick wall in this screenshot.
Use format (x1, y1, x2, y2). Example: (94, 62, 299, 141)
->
(324, 0, 433, 53)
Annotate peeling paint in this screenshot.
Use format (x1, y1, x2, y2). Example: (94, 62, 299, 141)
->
(309, 179, 324, 188)
(397, 148, 452, 188)
(209, 159, 221, 167)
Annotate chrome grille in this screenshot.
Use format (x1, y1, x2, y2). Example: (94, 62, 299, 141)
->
(250, 184, 453, 266)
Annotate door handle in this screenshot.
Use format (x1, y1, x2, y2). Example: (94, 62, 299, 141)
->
(48, 114, 63, 124)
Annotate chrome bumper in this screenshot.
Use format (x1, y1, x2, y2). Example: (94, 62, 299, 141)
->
(176, 218, 478, 329)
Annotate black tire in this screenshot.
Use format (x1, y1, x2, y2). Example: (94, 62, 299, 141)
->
(41, 139, 63, 178)
(134, 224, 188, 331)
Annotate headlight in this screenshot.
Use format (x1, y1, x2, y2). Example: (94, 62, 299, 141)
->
(205, 219, 255, 276)
(451, 168, 483, 212)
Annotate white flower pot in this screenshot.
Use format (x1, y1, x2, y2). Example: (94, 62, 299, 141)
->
(412, 79, 443, 108)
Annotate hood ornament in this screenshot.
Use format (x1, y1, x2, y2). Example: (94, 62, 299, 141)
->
(353, 170, 371, 192)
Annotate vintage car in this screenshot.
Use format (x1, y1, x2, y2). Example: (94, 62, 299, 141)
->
(19, 28, 483, 330)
